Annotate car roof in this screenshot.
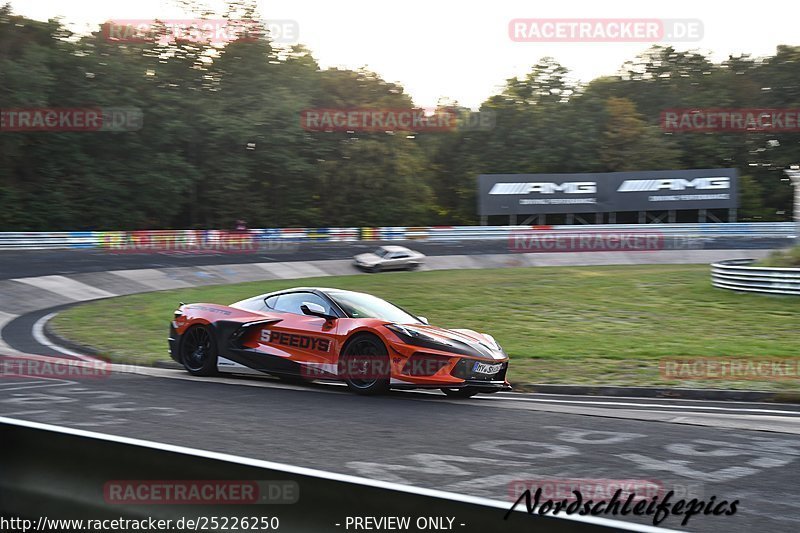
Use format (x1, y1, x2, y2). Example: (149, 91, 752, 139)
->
(232, 287, 365, 308)
(250, 287, 367, 299)
(379, 245, 412, 253)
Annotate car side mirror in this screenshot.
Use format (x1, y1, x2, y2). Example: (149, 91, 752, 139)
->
(301, 302, 337, 321)
(418, 316, 429, 324)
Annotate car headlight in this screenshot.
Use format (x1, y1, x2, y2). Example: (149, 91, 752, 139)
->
(385, 324, 453, 347)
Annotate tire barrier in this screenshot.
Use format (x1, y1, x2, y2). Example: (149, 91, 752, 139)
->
(0, 417, 668, 533)
(711, 259, 800, 295)
(0, 223, 795, 250)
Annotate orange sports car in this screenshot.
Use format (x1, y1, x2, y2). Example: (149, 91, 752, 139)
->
(169, 287, 510, 397)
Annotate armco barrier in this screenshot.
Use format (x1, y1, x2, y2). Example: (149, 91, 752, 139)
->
(0, 231, 99, 250)
(426, 223, 795, 241)
(0, 417, 670, 533)
(711, 259, 800, 295)
(0, 223, 794, 250)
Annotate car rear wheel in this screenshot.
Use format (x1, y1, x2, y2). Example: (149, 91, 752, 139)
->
(340, 334, 390, 395)
(441, 387, 479, 398)
(180, 325, 218, 376)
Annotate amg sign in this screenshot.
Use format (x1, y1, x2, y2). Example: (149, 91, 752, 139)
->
(617, 177, 729, 192)
(478, 169, 737, 215)
(489, 182, 597, 195)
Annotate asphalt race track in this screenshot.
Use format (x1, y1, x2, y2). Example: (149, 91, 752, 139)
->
(0, 241, 500, 279)
(1, 370, 799, 532)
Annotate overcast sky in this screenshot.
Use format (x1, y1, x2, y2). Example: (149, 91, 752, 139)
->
(13, 0, 799, 108)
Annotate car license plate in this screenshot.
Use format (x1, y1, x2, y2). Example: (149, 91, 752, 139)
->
(473, 361, 502, 375)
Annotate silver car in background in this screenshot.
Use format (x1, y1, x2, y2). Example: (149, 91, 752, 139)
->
(353, 245, 426, 272)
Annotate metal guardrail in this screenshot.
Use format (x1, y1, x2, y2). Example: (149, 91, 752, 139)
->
(0, 231, 99, 250)
(0, 417, 669, 532)
(711, 259, 800, 295)
(423, 223, 796, 242)
(0, 223, 795, 250)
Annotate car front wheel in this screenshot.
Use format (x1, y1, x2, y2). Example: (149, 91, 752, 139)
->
(339, 334, 390, 395)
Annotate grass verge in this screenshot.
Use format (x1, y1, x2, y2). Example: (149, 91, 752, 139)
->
(51, 265, 800, 390)
(756, 246, 800, 267)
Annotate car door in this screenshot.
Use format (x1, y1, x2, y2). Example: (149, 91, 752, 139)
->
(391, 252, 410, 269)
(260, 291, 339, 377)
(382, 252, 403, 270)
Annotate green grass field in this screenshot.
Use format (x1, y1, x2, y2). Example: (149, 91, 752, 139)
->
(51, 265, 800, 390)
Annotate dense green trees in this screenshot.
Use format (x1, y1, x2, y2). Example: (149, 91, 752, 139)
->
(1, 4, 799, 230)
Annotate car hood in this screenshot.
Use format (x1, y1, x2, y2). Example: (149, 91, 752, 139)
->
(354, 253, 381, 264)
(392, 323, 507, 361)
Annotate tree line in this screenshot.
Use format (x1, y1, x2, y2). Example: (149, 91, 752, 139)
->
(1, 3, 799, 230)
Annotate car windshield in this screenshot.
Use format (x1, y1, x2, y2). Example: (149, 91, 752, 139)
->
(327, 290, 421, 323)
(373, 247, 388, 257)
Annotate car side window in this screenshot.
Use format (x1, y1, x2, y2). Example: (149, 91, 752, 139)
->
(264, 295, 280, 309)
(394, 253, 407, 259)
(236, 297, 268, 313)
(273, 292, 332, 316)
